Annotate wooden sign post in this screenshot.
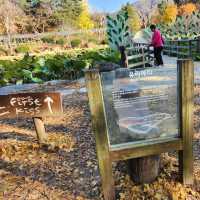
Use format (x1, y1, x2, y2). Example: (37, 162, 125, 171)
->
(178, 59, 194, 184)
(85, 59, 194, 200)
(0, 92, 62, 144)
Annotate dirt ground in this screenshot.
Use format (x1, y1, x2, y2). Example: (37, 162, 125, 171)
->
(0, 81, 200, 200)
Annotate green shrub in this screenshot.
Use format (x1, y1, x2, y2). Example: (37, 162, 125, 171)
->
(0, 47, 120, 86)
(15, 44, 30, 53)
(71, 39, 81, 48)
(55, 38, 65, 45)
(41, 36, 55, 44)
(88, 37, 99, 45)
(54, 36, 66, 45)
(100, 38, 108, 45)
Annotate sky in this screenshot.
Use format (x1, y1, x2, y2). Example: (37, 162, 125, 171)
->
(88, 0, 137, 12)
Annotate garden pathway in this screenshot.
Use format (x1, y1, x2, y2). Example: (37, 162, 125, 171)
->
(163, 55, 200, 82)
(163, 55, 200, 69)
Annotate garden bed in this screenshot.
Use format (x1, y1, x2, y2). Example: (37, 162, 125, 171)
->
(0, 48, 120, 87)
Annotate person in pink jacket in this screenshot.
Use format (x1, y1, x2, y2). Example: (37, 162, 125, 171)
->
(150, 24, 164, 66)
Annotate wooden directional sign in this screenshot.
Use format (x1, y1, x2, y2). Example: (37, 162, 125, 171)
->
(0, 92, 62, 118)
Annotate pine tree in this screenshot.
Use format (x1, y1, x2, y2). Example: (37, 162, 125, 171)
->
(53, 0, 82, 28)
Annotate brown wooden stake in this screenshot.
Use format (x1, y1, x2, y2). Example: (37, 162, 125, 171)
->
(33, 117, 47, 144)
(85, 69, 115, 200)
(178, 59, 194, 185)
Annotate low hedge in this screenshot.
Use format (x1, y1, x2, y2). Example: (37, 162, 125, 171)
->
(0, 48, 120, 86)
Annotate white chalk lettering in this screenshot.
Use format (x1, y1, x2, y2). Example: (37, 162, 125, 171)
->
(10, 96, 42, 107)
(16, 108, 24, 115)
(17, 97, 23, 106)
(35, 107, 40, 114)
(0, 106, 10, 116)
(27, 96, 34, 106)
(34, 98, 41, 106)
(10, 98, 17, 106)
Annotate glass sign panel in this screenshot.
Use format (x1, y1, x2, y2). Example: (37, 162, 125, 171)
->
(101, 67, 179, 146)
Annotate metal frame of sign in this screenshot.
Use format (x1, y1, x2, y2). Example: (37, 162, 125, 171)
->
(85, 59, 194, 200)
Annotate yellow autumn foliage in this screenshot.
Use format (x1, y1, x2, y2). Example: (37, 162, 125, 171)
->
(162, 4, 178, 25)
(77, 0, 94, 30)
(179, 3, 197, 16)
(151, 10, 162, 24)
(122, 4, 141, 33)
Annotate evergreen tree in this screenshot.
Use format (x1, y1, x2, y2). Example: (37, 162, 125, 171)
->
(19, 0, 58, 32)
(53, 0, 82, 29)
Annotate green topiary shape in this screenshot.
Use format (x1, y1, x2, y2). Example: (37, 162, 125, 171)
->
(106, 11, 132, 51)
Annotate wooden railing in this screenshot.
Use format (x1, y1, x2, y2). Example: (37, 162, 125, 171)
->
(163, 39, 200, 58)
(0, 28, 106, 46)
(123, 39, 200, 69)
(125, 43, 154, 68)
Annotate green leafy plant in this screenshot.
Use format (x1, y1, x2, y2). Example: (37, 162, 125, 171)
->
(15, 44, 30, 53)
(22, 69, 43, 83)
(71, 39, 82, 48)
(55, 38, 65, 45)
(41, 36, 55, 44)
(0, 48, 120, 86)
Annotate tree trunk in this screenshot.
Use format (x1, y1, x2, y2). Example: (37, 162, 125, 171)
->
(119, 46, 128, 68)
(5, 17, 13, 55)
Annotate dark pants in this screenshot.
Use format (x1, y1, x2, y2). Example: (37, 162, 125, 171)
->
(154, 47, 163, 66)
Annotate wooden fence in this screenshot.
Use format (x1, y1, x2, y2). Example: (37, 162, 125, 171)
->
(163, 39, 200, 58)
(123, 43, 154, 68)
(0, 28, 105, 46)
(126, 39, 200, 68)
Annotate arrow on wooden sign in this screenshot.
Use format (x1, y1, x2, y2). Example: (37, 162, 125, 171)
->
(0, 92, 62, 118)
(44, 96, 54, 114)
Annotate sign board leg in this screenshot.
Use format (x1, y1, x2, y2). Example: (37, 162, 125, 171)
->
(33, 117, 47, 144)
(178, 59, 194, 185)
(85, 70, 115, 200)
(129, 155, 160, 184)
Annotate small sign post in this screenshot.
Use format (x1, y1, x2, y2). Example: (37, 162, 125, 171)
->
(0, 92, 62, 144)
